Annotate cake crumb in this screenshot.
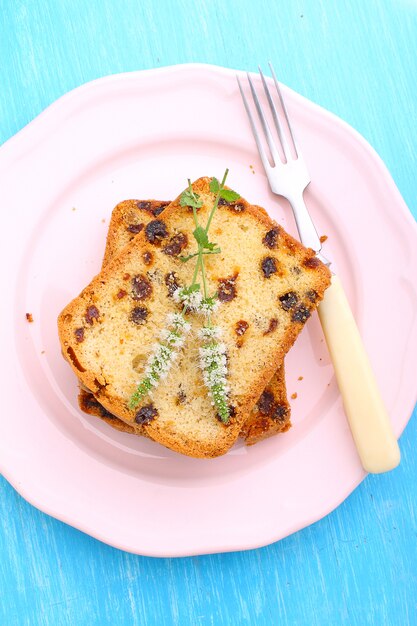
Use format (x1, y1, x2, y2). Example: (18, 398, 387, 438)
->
(298, 375, 303, 381)
(320, 235, 328, 243)
(72, 207, 76, 211)
(249, 164, 255, 174)
(291, 392, 298, 400)
(102, 218, 106, 223)
(41, 350, 45, 354)
(26, 313, 34, 323)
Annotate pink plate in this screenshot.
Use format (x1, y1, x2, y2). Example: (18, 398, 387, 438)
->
(1, 64, 416, 557)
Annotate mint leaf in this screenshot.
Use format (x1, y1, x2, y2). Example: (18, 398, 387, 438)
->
(204, 241, 219, 251)
(180, 190, 203, 209)
(219, 188, 240, 202)
(210, 176, 240, 203)
(183, 284, 200, 294)
(193, 226, 209, 247)
(209, 178, 220, 193)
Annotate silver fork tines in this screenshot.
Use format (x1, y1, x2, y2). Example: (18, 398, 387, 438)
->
(258, 66, 292, 162)
(267, 63, 299, 158)
(237, 65, 329, 264)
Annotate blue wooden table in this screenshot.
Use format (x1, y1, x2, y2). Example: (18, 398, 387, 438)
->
(1, 1, 416, 624)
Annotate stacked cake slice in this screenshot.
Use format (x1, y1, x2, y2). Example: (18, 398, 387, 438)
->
(58, 177, 330, 457)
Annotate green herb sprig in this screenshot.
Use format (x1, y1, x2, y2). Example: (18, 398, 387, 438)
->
(179, 169, 240, 298)
(178, 170, 240, 423)
(129, 171, 240, 424)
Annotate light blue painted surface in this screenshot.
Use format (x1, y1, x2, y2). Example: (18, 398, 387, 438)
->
(1, 1, 416, 624)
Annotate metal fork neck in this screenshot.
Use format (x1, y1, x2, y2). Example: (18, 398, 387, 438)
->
(286, 191, 330, 264)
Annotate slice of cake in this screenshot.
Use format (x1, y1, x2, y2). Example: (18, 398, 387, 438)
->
(79, 198, 291, 444)
(58, 177, 330, 457)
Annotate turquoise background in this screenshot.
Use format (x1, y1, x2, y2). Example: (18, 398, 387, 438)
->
(1, 1, 416, 624)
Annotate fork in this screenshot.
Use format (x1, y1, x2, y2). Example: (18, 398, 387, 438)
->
(238, 65, 400, 473)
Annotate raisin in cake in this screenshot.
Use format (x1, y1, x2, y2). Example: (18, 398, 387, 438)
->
(239, 374, 292, 445)
(79, 198, 291, 444)
(58, 177, 330, 458)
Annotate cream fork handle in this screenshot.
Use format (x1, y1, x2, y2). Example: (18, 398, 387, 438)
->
(318, 274, 401, 473)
